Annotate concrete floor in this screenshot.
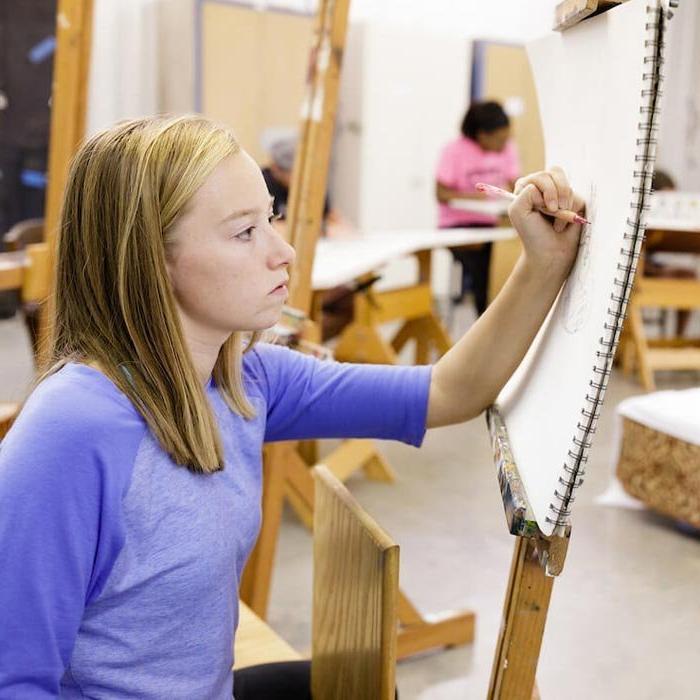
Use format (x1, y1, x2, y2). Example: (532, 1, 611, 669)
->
(2, 305, 699, 699)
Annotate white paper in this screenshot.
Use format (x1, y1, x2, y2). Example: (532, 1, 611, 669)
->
(497, 0, 665, 535)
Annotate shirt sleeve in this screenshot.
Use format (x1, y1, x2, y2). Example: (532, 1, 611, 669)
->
(0, 371, 143, 697)
(436, 142, 458, 188)
(244, 343, 432, 446)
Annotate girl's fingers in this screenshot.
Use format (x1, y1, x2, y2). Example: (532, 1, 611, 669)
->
(527, 183, 546, 211)
(516, 167, 577, 211)
(515, 172, 560, 213)
(509, 183, 544, 223)
(553, 217, 568, 234)
(549, 166, 573, 210)
(513, 169, 585, 231)
(513, 177, 528, 196)
(535, 172, 563, 213)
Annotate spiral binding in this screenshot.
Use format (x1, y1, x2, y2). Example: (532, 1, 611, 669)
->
(545, 1, 667, 528)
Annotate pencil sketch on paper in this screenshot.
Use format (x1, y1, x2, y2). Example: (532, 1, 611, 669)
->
(560, 183, 597, 334)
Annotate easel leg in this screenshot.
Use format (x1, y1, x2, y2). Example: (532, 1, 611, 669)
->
(391, 314, 453, 365)
(284, 449, 317, 530)
(321, 439, 396, 483)
(396, 591, 475, 659)
(334, 323, 399, 364)
(488, 537, 555, 700)
(239, 443, 290, 617)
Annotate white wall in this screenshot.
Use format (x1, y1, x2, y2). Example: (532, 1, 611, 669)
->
(84, 0, 562, 169)
(84, 0, 700, 297)
(656, 0, 700, 191)
(349, 0, 560, 41)
(87, 0, 160, 135)
(338, 22, 469, 231)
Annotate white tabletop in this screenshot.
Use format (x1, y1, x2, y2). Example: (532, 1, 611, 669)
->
(447, 198, 509, 216)
(311, 227, 516, 290)
(645, 217, 700, 233)
(618, 388, 700, 446)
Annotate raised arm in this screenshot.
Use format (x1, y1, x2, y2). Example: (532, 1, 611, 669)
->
(427, 167, 585, 427)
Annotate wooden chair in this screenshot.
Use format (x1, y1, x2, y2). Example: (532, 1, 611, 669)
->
(235, 465, 399, 700)
(311, 464, 399, 700)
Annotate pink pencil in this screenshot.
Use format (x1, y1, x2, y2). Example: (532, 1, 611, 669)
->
(475, 182, 590, 226)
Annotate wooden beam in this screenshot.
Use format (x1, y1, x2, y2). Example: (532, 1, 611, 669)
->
(35, 0, 93, 360)
(45, 0, 94, 248)
(286, 0, 351, 314)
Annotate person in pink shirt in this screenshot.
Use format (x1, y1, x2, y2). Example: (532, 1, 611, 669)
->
(436, 101, 520, 314)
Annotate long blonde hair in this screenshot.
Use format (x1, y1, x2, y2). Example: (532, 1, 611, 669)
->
(45, 115, 258, 474)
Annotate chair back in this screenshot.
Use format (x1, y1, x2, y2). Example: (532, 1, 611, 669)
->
(311, 465, 399, 700)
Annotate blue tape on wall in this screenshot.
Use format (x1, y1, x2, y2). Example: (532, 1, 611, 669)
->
(20, 169, 48, 189)
(471, 41, 486, 101)
(28, 36, 57, 64)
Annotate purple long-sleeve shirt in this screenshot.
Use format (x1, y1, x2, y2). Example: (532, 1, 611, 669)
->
(0, 343, 431, 699)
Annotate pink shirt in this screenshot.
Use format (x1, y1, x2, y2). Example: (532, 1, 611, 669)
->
(436, 136, 520, 228)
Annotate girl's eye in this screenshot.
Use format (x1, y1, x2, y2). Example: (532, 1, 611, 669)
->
(235, 227, 254, 241)
(235, 213, 279, 240)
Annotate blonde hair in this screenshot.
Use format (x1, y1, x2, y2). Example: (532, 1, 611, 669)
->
(44, 115, 259, 474)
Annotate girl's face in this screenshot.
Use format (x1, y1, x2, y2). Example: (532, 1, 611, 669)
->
(166, 151, 295, 343)
(476, 126, 510, 152)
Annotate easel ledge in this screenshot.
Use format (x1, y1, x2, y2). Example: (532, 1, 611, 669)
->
(553, 0, 625, 31)
(487, 408, 571, 576)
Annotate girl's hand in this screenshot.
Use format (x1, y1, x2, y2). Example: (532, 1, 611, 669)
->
(508, 166, 586, 279)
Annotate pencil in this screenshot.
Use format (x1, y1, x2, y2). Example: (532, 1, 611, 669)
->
(475, 182, 590, 226)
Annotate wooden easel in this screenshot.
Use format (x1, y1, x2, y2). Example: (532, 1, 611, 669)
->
(486, 408, 570, 700)
(0, 0, 94, 433)
(241, 0, 475, 659)
(37, 0, 95, 357)
(485, 4, 626, 698)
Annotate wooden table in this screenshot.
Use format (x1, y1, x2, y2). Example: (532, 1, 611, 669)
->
(311, 227, 516, 364)
(624, 216, 700, 390)
(312, 227, 514, 290)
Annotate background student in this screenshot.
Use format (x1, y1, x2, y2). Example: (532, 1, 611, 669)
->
(436, 100, 520, 315)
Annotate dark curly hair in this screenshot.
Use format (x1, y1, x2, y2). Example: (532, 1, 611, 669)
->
(461, 101, 510, 140)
